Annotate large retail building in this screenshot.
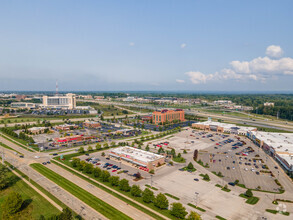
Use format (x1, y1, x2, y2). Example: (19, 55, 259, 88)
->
(110, 146, 165, 170)
(247, 131, 293, 177)
(192, 121, 257, 135)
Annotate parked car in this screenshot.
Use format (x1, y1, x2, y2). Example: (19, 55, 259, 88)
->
(194, 178, 199, 181)
(228, 182, 235, 186)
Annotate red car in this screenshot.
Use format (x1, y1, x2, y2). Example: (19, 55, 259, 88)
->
(112, 169, 117, 172)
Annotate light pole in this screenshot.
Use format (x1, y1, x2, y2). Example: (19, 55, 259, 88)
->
(194, 192, 199, 207)
(150, 174, 153, 187)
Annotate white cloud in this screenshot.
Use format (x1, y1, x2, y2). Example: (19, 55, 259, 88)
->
(180, 43, 187, 48)
(129, 42, 135, 46)
(176, 79, 185, 83)
(266, 45, 283, 58)
(185, 71, 209, 84)
(185, 45, 293, 84)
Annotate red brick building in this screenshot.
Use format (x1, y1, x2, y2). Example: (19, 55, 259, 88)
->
(152, 109, 185, 124)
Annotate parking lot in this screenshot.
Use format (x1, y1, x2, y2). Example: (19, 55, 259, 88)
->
(77, 151, 153, 182)
(195, 132, 280, 192)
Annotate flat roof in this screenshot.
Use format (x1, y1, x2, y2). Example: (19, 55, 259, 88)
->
(251, 131, 293, 167)
(194, 121, 256, 132)
(111, 146, 164, 163)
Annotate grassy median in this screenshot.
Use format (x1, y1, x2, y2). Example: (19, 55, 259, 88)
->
(30, 163, 132, 220)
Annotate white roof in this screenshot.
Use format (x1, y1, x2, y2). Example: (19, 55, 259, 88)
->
(251, 131, 293, 167)
(111, 146, 164, 163)
(194, 121, 256, 132)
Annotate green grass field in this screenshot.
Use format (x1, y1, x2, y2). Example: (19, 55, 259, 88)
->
(30, 163, 132, 220)
(0, 165, 60, 219)
(51, 159, 176, 219)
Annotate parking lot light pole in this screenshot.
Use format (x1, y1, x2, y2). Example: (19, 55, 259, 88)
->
(195, 192, 199, 207)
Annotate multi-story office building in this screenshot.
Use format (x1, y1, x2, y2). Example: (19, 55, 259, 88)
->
(152, 109, 185, 124)
(42, 93, 76, 109)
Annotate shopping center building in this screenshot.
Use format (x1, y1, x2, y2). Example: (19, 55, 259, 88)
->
(192, 121, 257, 135)
(247, 131, 293, 177)
(109, 146, 165, 170)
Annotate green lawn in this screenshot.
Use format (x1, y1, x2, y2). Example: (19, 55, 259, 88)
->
(30, 163, 131, 220)
(51, 159, 175, 219)
(239, 194, 259, 205)
(0, 165, 60, 219)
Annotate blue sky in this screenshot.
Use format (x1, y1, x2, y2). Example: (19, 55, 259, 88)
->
(0, 0, 293, 91)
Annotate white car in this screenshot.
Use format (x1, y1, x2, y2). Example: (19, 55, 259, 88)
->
(34, 156, 40, 159)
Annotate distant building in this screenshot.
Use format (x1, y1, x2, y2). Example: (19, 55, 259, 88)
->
(264, 102, 274, 107)
(83, 121, 101, 128)
(213, 100, 232, 105)
(152, 109, 185, 124)
(28, 127, 47, 134)
(94, 96, 104, 100)
(192, 121, 257, 135)
(11, 102, 36, 109)
(109, 146, 165, 170)
(55, 124, 78, 131)
(42, 93, 76, 109)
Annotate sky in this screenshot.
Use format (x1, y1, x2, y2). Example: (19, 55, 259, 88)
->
(0, 0, 293, 92)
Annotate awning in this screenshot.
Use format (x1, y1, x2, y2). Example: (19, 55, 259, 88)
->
(108, 153, 120, 158)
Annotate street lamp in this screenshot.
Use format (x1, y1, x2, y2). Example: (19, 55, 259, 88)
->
(194, 192, 199, 207)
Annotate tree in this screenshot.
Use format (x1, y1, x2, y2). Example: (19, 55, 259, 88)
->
(96, 143, 101, 150)
(78, 147, 85, 154)
(170, 202, 188, 219)
(145, 145, 150, 151)
(142, 188, 154, 203)
(130, 185, 142, 197)
(93, 167, 101, 178)
(100, 170, 110, 182)
(245, 189, 253, 197)
(154, 193, 169, 209)
(59, 207, 73, 220)
(177, 153, 181, 158)
(101, 152, 105, 156)
(84, 163, 93, 174)
(119, 179, 130, 192)
(203, 174, 210, 181)
(183, 149, 187, 154)
(109, 176, 120, 186)
(2, 191, 23, 216)
(171, 149, 176, 157)
(87, 146, 93, 152)
(187, 162, 194, 170)
(187, 211, 202, 220)
(0, 165, 9, 190)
